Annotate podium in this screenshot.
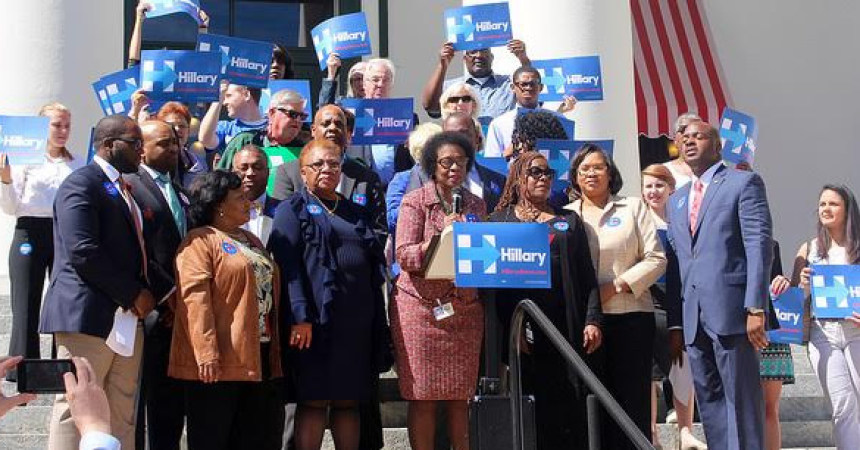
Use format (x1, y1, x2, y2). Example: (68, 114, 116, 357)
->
(419, 225, 456, 280)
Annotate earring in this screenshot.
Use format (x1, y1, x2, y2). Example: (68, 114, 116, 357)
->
(218, 210, 224, 217)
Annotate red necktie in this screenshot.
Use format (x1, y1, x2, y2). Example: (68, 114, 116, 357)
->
(689, 180, 704, 234)
(118, 176, 148, 281)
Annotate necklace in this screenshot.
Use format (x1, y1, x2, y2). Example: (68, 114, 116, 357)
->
(435, 186, 455, 215)
(308, 189, 339, 215)
(515, 202, 551, 223)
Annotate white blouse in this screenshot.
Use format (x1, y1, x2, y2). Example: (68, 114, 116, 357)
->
(0, 154, 77, 218)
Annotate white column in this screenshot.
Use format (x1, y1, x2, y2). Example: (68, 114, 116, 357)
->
(0, 0, 124, 282)
(465, 0, 641, 196)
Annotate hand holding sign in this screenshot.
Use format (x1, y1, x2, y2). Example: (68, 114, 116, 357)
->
(0, 154, 11, 184)
(0, 116, 50, 165)
(444, 3, 514, 52)
(311, 13, 372, 71)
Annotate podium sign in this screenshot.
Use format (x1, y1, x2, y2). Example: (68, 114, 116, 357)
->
(453, 222, 551, 288)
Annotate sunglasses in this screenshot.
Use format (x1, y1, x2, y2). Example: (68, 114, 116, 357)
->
(110, 137, 143, 149)
(304, 159, 342, 172)
(276, 107, 309, 121)
(514, 81, 541, 90)
(446, 95, 474, 104)
(526, 166, 556, 180)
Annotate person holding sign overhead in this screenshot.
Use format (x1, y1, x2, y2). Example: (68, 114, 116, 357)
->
(170, 170, 285, 450)
(771, 184, 860, 449)
(391, 132, 486, 450)
(268, 139, 391, 450)
(199, 82, 267, 157)
(488, 151, 602, 449)
(0, 103, 76, 371)
(566, 144, 666, 450)
(422, 40, 530, 120)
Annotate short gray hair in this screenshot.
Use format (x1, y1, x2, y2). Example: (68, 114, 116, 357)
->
(439, 82, 482, 120)
(674, 112, 701, 134)
(269, 89, 306, 110)
(364, 58, 396, 80)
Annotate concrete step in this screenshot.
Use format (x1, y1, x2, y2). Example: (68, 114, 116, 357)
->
(0, 405, 51, 435)
(0, 434, 48, 450)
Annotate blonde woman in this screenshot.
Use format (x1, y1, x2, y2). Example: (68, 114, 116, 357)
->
(439, 82, 482, 121)
(0, 103, 76, 366)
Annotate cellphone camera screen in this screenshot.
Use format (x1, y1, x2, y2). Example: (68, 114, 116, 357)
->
(18, 359, 73, 394)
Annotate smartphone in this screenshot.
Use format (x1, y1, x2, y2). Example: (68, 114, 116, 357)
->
(17, 359, 75, 394)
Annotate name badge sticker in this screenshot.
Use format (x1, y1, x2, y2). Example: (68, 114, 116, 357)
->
(19, 243, 32, 256)
(466, 214, 479, 223)
(352, 193, 367, 206)
(606, 216, 622, 228)
(222, 242, 238, 255)
(103, 182, 119, 197)
(432, 300, 455, 321)
(553, 221, 569, 232)
(676, 197, 686, 209)
(307, 204, 323, 215)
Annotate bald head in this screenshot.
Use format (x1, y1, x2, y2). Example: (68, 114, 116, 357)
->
(140, 120, 179, 174)
(94, 114, 142, 173)
(443, 112, 481, 150)
(312, 105, 348, 150)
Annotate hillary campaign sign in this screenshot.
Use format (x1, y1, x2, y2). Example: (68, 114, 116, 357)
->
(0, 116, 49, 165)
(340, 98, 414, 145)
(97, 67, 141, 115)
(145, 0, 203, 25)
(768, 288, 805, 344)
(259, 80, 313, 123)
(197, 34, 272, 89)
(141, 50, 222, 102)
(810, 264, 860, 318)
(311, 13, 372, 71)
(533, 56, 604, 102)
(92, 79, 115, 116)
(719, 107, 757, 166)
(453, 222, 551, 288)
(444, 3, 513, 52)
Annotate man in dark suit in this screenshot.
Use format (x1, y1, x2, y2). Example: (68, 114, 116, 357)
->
(41, 115, 155, 450)
(233, 143, 281, 245)
(665, 121, 773, 450)
(127, 120, 188, 450)
(272, 104, 386, 233)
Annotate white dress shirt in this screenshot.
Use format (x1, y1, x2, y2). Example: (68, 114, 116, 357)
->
(241, 193, 273, 245)
(687, 161, 723, 216)
(0, 153, 76, 217)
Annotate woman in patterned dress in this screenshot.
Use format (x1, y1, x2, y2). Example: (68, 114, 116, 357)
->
(391, 132, 487, 450)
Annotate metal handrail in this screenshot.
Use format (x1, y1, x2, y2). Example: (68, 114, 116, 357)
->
(508, 299, 654, 450)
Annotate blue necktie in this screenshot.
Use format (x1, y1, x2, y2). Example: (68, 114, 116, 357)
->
(156, 173, 186, 236)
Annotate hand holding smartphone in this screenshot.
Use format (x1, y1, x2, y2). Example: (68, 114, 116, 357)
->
(17, 359, 76, 394)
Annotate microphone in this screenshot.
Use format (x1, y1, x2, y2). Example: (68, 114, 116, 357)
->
(452, 187, 463, 215)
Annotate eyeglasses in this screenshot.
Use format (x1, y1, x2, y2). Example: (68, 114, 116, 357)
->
(304, 159, 342, 172)
(446, 95, 474, 104)
(275, 107, 309, 121)
(514, 81, 541, 90)
(526, 166, 556, 180)
(577, 164, 608, 176)
(437, 157, 469, 169)
(110, 137, 143, 149)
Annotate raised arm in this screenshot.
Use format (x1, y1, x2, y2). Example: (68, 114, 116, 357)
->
(421, 42, 455, 118)
(198, 81, 229, 151)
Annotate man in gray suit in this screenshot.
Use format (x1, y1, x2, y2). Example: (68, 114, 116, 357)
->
(272, 104, 386, 233)
(665, 121, 772, 450)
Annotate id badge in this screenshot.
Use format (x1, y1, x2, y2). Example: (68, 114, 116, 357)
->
(432, 299, 455, 321)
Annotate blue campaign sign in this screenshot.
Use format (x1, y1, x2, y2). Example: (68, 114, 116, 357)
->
(87, 127, 96, 164)
(768, 287, 805, 344)
(0, 116, 50, 165)
(197, 34, 272, 89)
(444, 3, 513, 52)
(810, 264, 860, 318)
(533, 56, 604, 102)
(92, 79, 114, 116)
(535, 139, 576, 190)
(99, 67, 140, 115)
(141, 50, 222, 102)
(146, 0, 203, 25)
(311, 12, 372, 71)
(340, 98, 414, 145)
(719, 107, 757, 166)
(259, 80, 313, 123)
(454, 222, 551, 288)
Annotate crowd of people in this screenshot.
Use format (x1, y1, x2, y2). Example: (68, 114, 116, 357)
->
(2, 3, 860, 450)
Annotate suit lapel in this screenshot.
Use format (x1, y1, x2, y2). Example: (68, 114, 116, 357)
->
(669, 186, 692, 250)
(692, 165, 728, 242)
(139, 170, 173, 217)
(95, 166, 135, 231)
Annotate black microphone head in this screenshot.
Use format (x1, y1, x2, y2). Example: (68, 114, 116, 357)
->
(452, 187, 463, 214)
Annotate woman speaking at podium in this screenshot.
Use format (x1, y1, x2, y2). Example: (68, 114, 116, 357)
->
(488, 151, 602, 449)
(391, 131, 487, 450)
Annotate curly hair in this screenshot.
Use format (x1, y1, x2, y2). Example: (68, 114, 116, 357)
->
(420, 132, 475, 180)
(511, 111, 569, 158)
(494, 151, 548, 212)
(568, 143, 623, 200)
(187, 170, 242, 229)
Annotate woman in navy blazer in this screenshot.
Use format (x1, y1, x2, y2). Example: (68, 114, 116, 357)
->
(268, 139, 391, 450)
